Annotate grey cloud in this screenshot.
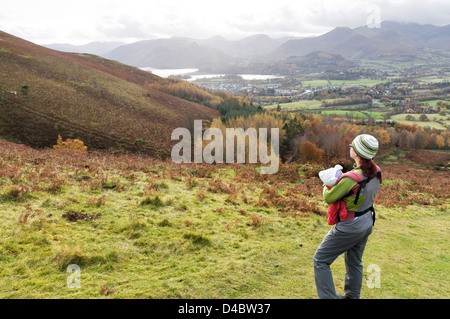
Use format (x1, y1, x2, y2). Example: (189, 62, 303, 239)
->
(378, 0, 450, 25)
(223, 5, 318, 38)
(97, 15, 152, 40)
(6, 0, 448, 44)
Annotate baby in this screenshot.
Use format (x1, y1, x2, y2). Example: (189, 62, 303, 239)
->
(319, 165, 343, 188)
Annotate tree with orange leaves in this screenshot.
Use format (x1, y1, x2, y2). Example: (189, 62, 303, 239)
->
(53, 135, 87, 152)
(299, 141, 324, 164)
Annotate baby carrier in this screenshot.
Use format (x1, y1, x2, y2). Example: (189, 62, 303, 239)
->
(327, 167, 382, 225)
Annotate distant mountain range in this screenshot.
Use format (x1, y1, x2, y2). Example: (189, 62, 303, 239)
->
(43, 21, 450, 73)
(271, 21, 449, 61)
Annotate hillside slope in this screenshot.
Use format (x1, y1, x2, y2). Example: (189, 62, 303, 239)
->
(0, 138, 448, 298)
(105, 37, 236, 70)
(195, 34, 281, 59)
(0, 31, 219, 157)
(285, 51, 357, 70)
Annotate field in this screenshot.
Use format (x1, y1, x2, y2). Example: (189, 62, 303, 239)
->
(267, 101, 387, 121)
(390, 113, 449, 130)
(318, 110, 385, 119)
(417, 76, 450, 84)
(0, 139, 449, 299)
(421, 100, 448, 106)
(298, 78, 388, 88)
(265, 100, 323, 110)
(270, 96, 448, 129)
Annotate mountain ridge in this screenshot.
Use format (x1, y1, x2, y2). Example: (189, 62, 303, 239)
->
(88, 21, 449, 72)
(270, 23, 437, 61)
(43, 21, 449, 68)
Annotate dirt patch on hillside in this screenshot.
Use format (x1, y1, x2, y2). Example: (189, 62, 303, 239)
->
(405, 150, 450, 165)
(62, 211, 102, 222)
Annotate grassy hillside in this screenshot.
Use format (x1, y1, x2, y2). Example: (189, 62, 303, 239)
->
(0, 139, 448, 299)
(0, 31, 219, 157)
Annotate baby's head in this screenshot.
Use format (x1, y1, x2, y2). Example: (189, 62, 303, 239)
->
(319, 165, 343, 187)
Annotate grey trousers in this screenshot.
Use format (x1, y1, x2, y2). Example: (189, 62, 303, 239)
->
(313, 226, 373, 299)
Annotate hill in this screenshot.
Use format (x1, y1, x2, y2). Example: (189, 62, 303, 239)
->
(378, 21, 450, 51)
(213, 50, 358, 76)
(105, 37, 237, 71)
(0, 31, 220, 156)
(196, 34, 281, 59)
(285, 51, 358, 71)
(271, 25, 425, 61)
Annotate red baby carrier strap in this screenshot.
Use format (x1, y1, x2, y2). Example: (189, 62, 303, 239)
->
(337, 166, 382, 195)
(337, 171, 363, 184)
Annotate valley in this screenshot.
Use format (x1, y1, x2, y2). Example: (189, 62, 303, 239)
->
(178, 62, 450, 130)
(40, 20, 450, 135)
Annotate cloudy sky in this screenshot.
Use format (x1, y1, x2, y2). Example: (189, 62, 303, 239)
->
(1, 0, 449, 45)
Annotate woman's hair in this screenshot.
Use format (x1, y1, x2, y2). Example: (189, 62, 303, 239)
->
(359, 158, 378, 179)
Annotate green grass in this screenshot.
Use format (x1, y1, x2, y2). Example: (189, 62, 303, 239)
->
(421, 100, 449, 107)
(318, 110, 385, 119)
(390, 113, 449, 130)
(299, 78, 387, 88)
(0, 143, 448, 299)
(416, 76, 450, 84)
(363, 207, 449, 298)
(265, 100, 323, 110)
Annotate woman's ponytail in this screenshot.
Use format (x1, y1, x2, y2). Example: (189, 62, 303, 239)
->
(359, 158, 377, 179)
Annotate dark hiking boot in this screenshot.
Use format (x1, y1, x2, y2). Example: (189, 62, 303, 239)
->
(336, 293, 357, 299)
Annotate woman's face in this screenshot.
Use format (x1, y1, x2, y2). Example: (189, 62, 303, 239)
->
(350, 145, 358, 160)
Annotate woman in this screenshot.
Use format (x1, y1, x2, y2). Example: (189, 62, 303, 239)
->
(313, 134, 382, 299)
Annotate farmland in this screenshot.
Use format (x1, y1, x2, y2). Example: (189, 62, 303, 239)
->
(298, 78, 388, 88)
(317, 110, 385, 119)
(194, 71, 449, 133)
(0, 139, 448, 299)
(267, 100, 323, 110)
(390, 113, 449, 130)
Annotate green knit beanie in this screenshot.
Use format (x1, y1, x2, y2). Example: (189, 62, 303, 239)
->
(351, 134, 379, 160)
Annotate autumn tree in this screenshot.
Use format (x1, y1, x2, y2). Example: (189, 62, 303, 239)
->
(436, 135, 445, 148)
(419, 114, 429, 122)
(148, 79, 223, 108)
(408, 130, 428, 149)
(53, 135, 87, 152)
(375, 129, 391, 145)
(299, 141, 324, 164)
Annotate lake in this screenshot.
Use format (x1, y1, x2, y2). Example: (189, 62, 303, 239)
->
(140, 67, 284, 81)
(140, 67, 199, 78)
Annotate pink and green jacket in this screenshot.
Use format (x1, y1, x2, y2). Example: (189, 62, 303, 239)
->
(324, 166, 382, 225)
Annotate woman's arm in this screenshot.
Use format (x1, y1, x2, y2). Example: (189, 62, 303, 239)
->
(323, 177, 357, 204)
